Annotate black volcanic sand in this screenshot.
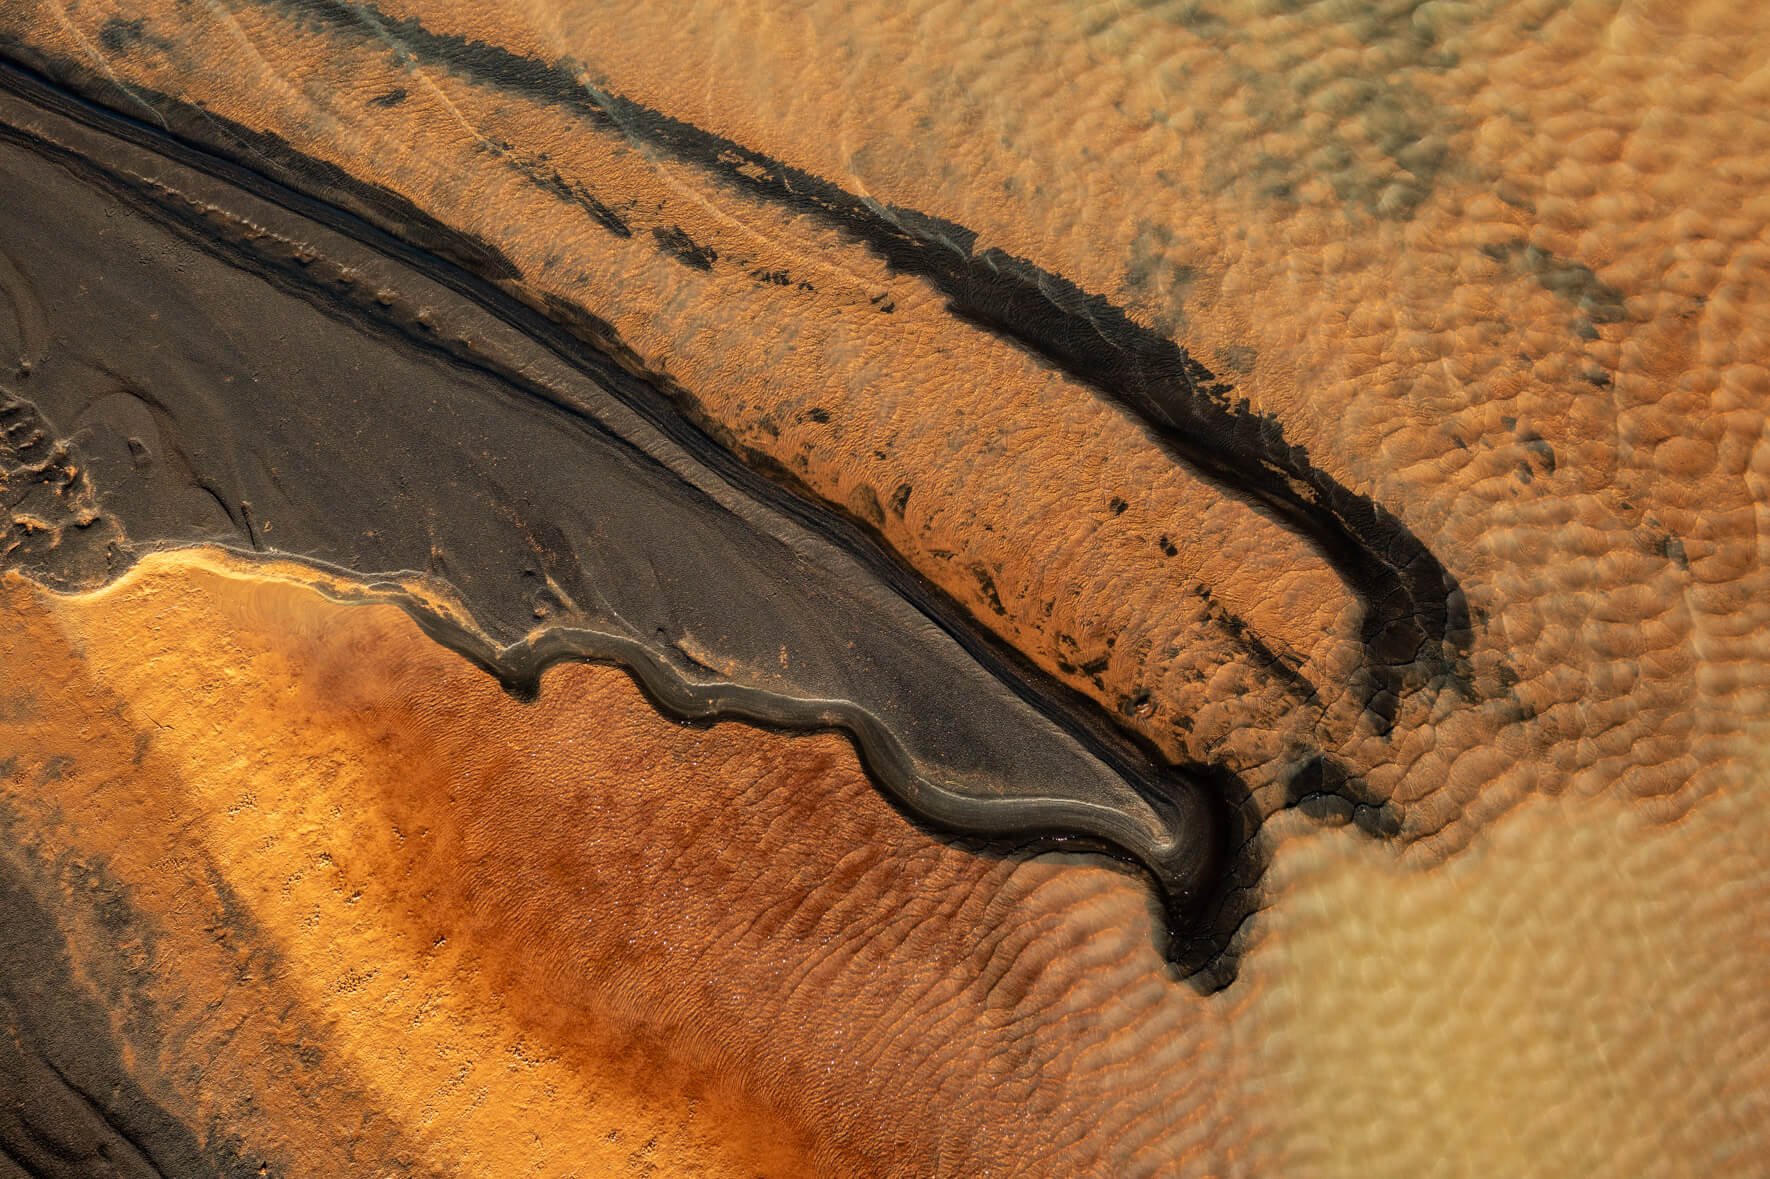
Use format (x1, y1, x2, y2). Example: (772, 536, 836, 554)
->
(0, 70, 1255, 972)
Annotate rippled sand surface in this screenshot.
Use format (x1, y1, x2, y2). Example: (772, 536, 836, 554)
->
(2, 2, 1768, 1174)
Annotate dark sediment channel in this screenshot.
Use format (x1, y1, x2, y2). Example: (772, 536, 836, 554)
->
(165, 0, 1475, 712)
(0, 67, 1254, 982)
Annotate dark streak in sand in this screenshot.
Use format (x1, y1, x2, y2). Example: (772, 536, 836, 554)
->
(0, 816, 298, 1178)
(0, 0, 1493, 989)
(5, 2, 1475, 726)
(0, 65, 1259, 987)
(262, 0, 1476, 717)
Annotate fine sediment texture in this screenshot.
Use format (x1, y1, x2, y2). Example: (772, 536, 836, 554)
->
(0, 8, 1511, 968)
(0, 66, 1251, 967)
(8, 0, 1763, 865)
(0, 553, 1081, 1178)
(3, 545, 1765, 1178)
(3, 1, 1770, 1174)
(255, 0, 1474, 699)
(0, 0, 1422, 828)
